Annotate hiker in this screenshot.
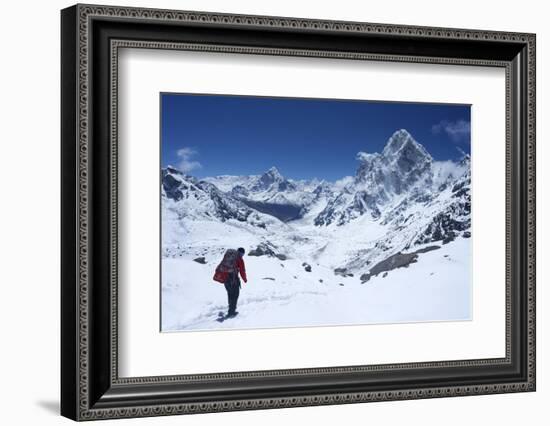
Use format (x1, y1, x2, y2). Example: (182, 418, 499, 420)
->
(213, 247, 248, 318)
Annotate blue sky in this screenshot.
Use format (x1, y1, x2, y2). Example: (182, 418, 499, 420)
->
(161, 93, 470, 182)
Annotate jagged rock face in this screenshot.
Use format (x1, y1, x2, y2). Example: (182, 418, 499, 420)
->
(357, 129, 433, 191)
(314, 192, 350, 226)
(313, 182, 334, 197)
(315, 129, 434, 226)
(162, 173, 184, 201)
(413, 163, 471, 246)
(248, 241, 287, 260)
(315, 190, 382, 226)
(250, 167, 297, 193)
(201, 182, 252, 222)
(162, 168, 253, 223)
(231, 185, 249, 198)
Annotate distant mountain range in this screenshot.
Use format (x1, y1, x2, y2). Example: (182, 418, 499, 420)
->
(161, 129, 471, 277)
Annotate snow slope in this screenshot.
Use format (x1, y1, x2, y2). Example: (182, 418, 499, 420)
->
(162, 238, 471, 331)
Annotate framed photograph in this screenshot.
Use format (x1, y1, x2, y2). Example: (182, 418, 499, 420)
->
(61, 4, 536, 421)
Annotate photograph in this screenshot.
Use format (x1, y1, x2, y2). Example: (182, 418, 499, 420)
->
(160, 94, 472, 331)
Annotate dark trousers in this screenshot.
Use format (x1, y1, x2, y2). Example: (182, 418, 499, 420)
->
(224, 273, 240, 315)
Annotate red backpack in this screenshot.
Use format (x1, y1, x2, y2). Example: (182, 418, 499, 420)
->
(213, 249, 238, 283)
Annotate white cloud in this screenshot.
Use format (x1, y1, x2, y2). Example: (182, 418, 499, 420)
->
(432, 160, 467, 187)
(356, 151, 378, 162)
(176, 147, 202, 173)
(334, 175, 354, 190)
(432, 119, 470, 143)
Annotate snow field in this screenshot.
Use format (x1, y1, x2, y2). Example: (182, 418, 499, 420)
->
(162, 238, 471, 331)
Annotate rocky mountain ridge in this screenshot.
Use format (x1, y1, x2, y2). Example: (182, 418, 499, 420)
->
(162, 129, 471, 277)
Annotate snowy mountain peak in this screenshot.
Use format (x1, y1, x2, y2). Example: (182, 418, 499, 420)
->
(266, 166, 282, 176)
(252, 166, 296, 193)
(317, 130, 439, 227)
(355, 129, 432, 188)
(259, 166, 284, 183)
(165, 165, 183, 175)
(382, 129, 431, 163)
(382, 129, 414, 154)
(161, 167, 278, 229)
(459, 153, 471, 167)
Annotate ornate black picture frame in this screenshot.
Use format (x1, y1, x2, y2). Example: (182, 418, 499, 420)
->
(61, 3, 536, 421)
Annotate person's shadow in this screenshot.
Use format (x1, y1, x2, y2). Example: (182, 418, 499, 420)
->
(36, 400, 59, 415)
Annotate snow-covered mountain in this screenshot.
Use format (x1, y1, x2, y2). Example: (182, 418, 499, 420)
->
(162, 128, 470, 261)
(316, 129, 450, 225)
(161, 129, 472, 331)
(204, 166, 322, 221)
(162, 166, 252, 222)
(161, 166, 290, 259)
